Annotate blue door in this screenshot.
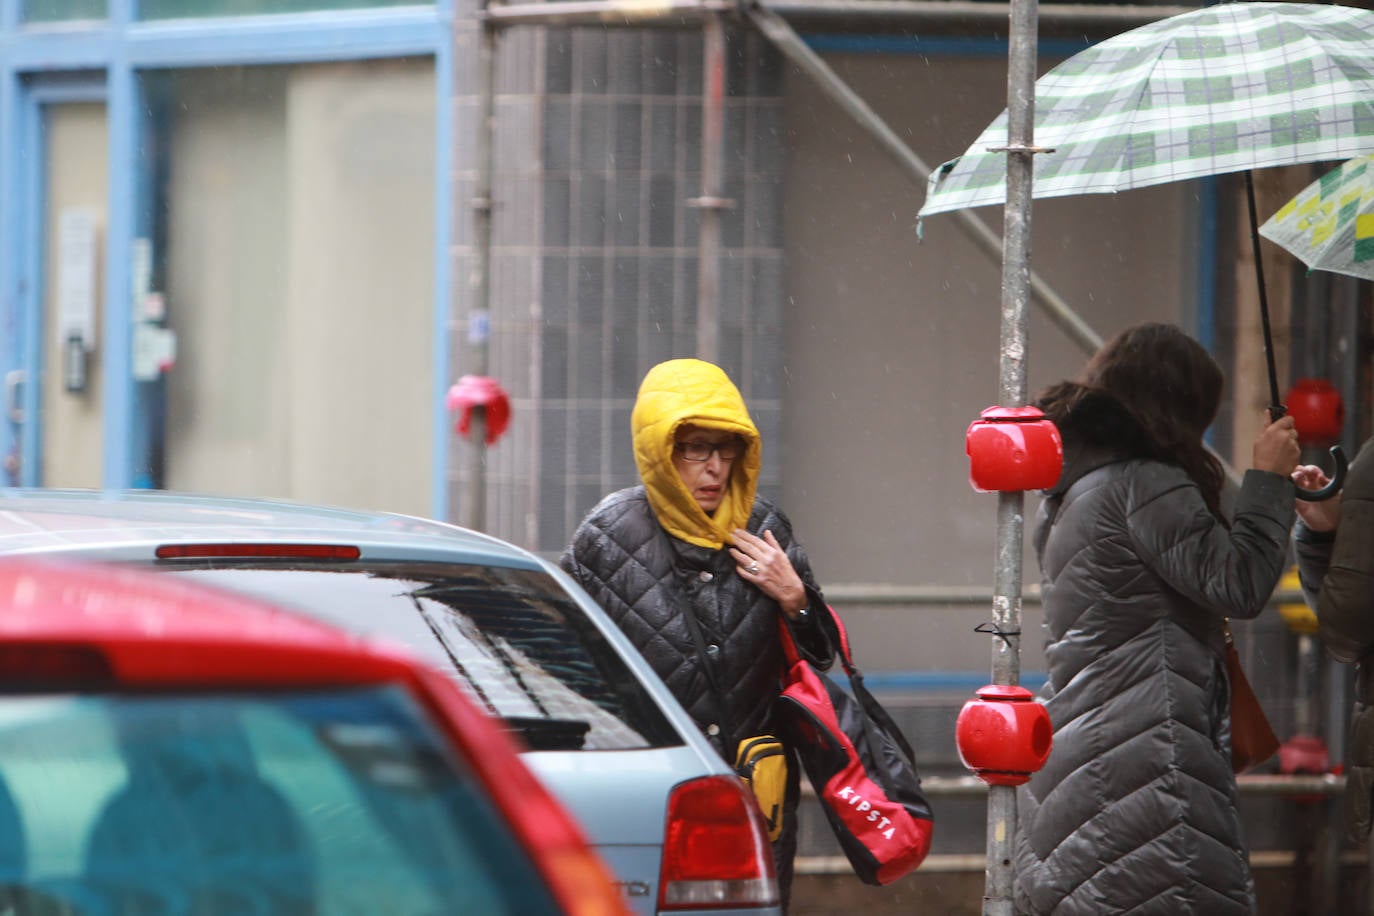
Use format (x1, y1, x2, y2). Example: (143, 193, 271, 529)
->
(5, 73, 160, 489)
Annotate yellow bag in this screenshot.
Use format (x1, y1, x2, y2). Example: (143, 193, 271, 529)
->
(734, 735, 787, 842)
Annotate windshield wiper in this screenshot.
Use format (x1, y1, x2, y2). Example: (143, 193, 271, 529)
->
(503, 716, 590, 751)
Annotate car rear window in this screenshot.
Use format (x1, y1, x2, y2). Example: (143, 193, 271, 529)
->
(168, 563, 681, 751)
(0, 686, 565, 914)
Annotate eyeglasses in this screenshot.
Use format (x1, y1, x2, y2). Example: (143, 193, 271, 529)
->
(673, 439, 743, 463)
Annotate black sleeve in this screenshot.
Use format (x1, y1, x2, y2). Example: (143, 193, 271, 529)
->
(782, 546, 836, 670)
(1293, 519, 1334, 605)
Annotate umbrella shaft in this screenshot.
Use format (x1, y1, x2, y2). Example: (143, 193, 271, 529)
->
(1245, 170, 1284, 414)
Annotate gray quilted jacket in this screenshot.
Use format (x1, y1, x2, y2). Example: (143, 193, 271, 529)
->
(1015, 438, 1294, 914)
(1294, 435, 1374, 844)
(560, 486, 833, 758)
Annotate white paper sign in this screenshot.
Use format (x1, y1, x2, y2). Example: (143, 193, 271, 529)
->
(132, 324, 176, 382)
(57, 208, 99, 351)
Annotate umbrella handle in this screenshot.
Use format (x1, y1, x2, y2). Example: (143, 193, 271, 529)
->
(1295, 444, 1347, 503)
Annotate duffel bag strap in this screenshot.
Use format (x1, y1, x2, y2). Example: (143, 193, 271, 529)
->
(777, 611, 917, 768)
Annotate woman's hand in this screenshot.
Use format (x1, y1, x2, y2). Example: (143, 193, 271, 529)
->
(1292, 464, 1341, 531)
(730, 529, 807, 619)
(1252, 414, 1300, 477)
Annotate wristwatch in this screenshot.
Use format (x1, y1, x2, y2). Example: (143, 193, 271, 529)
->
(794, 606, 811, 622)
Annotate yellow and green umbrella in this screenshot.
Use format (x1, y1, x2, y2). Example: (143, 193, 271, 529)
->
(1259, 155, 1374, 282)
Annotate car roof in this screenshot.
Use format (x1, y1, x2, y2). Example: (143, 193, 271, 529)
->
(0, 488, 540, 567)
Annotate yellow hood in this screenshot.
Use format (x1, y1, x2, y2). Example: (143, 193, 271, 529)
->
(632, 359, 761, 549)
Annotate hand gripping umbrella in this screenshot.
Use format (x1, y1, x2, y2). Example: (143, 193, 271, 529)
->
(1244, 170, 1348, 497)
(920, 1, 1374, 498)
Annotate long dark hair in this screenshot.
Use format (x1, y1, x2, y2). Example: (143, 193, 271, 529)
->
(1038, 323, 1227, 518)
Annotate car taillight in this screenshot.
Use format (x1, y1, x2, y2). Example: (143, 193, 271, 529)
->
(155, 543, 361, 560)
(659, 775, 779, 910)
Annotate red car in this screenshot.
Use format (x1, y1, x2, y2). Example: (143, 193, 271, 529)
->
(0, 557, 629, 916)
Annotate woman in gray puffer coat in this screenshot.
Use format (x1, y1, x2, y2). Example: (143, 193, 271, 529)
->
(1015, 323, 1301, 915)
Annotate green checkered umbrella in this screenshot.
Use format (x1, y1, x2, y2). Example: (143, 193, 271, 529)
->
(919, 2, 1374, 219)
(1259, 154, 1374, 281)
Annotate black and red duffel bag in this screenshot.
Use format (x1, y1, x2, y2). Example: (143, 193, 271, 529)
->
(776, 609, 934, 886)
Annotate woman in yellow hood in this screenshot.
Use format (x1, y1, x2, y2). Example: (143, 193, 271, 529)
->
(561, 358, 837, 913)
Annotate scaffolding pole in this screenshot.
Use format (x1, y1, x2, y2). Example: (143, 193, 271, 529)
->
(481, 0, 1195, 30)
(691, 10, 730, 362)
(462, 16, 498, 531)
(982, 0, 1040, 907)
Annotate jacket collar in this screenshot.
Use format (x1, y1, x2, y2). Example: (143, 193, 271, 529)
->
(1045, 388, 1149, 498)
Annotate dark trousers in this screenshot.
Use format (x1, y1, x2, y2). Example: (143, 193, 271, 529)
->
(772, 748, 803, 914)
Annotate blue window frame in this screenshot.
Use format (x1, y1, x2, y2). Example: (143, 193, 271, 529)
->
(22, 0, 106, 22)
(139, 0, 426, 19)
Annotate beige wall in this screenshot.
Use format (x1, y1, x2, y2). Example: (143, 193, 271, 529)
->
(282, 61, 436, 514)
(164, 68, 293, 496)
(163, 60, 435, 516)
(778, 53, 1192, 673)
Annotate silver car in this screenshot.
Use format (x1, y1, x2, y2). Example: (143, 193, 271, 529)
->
(0, 488, 781, 916)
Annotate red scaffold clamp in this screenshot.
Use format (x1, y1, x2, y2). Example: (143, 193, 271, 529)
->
(955, 684, 1053, 787)
(446, 375, 511, 446)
